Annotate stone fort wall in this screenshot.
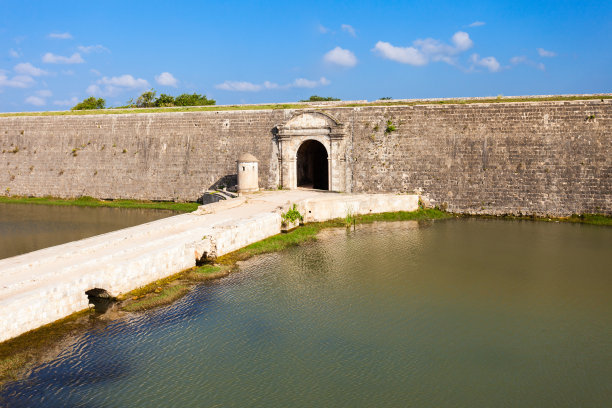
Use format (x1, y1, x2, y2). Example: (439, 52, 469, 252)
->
(1, 99, 610, 216)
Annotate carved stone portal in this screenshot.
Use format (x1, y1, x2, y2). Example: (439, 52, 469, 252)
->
(276, 111, 347, 191)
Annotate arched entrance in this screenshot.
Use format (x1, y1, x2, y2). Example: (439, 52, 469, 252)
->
(296, 140, 328, 190)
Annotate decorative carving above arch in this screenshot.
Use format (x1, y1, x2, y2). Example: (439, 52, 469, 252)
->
(277, 111, 346, 140)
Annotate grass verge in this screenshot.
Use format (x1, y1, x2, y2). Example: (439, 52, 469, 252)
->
(217, 208, 451, 264)
(0, 95, 609, 117)
(122, 284, 190, 312)
(0, 195, 198, 212)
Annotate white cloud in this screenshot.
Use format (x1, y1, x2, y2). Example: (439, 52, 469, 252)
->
(537, 48, 556, 57)
(216, 77, 330, 92)
(372, 41, 427, 65)
(99, 75, 149, 88)
(14, 62, 48, 77)
(86, 84, 103, 95)
(341, 24, 356, 37)
(317, 24, 330, 34)
(470, 53, 501, 72)
(25, 96, 46, 106)
(468, 21, 486, 27)
(87, 74, 150, 96)
(0, 73, 35, 88)
(511, 55, 545, 71)
(48, 32, 73, 40)
(292, 77, 330, 88)
(36, 89, 52, 97)
(62, 69, 75, 75)
(155, 72, 178, 87)
(90, 69, 101, 76)
(215, 81, 268, 92)
(324, 46, 357, 67)
(9, 49, 21, 58)
(77, 45, 110, 53)
(42, 52, 84, 64)
(451, 31, 473, 51)
(373, 31, 473, 67)
(53, 97, 79, 106)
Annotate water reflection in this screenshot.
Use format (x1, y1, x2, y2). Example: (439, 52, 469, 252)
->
(2, 219, 611, 407)
(0, 203, 176, 259)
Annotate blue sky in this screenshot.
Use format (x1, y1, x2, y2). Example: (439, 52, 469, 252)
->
(1, 0, 611, 112)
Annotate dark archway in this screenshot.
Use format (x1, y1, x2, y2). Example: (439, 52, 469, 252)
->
(296, 140, 329, 190)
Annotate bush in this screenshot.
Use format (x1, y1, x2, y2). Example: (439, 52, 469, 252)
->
(174, 93, 215, 106)
(299, 95, 340, 102)
(155, 93, 175, 107)
(71, 96, 106, 110)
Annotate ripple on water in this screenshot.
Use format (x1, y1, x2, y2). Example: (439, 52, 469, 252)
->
(2, 219, 612, 407)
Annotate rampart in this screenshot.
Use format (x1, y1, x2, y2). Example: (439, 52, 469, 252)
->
(1, 99, 610, 216)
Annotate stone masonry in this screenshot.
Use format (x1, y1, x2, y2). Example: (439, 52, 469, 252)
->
(1, 99, 610, 216)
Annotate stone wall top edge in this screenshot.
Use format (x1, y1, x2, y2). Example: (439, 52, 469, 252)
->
(0, 97, 610, 123)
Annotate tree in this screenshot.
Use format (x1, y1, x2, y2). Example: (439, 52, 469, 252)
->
(155, 93, 175, 107)
(299, 95, 341, 102)
(71, 96, 106, 110)
(135, 89, 157, 108)
(174, 93, 215, 106)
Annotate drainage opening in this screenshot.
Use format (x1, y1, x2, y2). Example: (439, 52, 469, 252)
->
(85, 288, 116, 313)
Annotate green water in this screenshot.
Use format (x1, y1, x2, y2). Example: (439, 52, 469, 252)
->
(0, 203, 175, 259)
(2, 219, 611, 407)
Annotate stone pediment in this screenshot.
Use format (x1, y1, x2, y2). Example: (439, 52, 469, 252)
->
(284, 111, 339, 129)
(277, 111, 345, 139)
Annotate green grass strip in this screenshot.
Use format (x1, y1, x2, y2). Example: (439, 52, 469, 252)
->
(122, 285, 190, 312)
(0, 95, 609, 117)
(0, 195, 198, 212)
(217, 208, 451, 264)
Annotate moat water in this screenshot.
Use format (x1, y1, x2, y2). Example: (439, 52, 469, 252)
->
(2, 218, 611, 407)
(0, 203, 176, 260)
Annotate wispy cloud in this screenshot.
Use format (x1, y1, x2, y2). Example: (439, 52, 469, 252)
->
(468, 21, 486, 27)
(48, 32, 73, 40)
(42, 52, 84, 64)
(0, 73, 35, 88)
(317, 24, 330, 34)
(25, 95, 46, 106)
(77, 45, 110, 54)
(537, 48, 556, 57)
(373, 31, 473, 67)
(469, 53, 501, 72)
(341, 24, 356, 37)
(216, 77, 330, 92)
(53, 97, 79, 106)
(155, 72, 178, 87)
(53, 96, 79, 106)
(9, 49, 21, 58)
(511, 55, 545, 71)
(86, 74, 150, 96)
(292, 77, 330, 88)
(14, 62, 48, 77)
(36, 89, 52, 97)
(324, 47, 357, 67)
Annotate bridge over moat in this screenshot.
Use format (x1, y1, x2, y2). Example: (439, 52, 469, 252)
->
(0, 190, 419, 343)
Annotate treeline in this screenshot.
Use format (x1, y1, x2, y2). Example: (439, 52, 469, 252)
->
(71, 90, 215, 110)
(126, 89, 215, 108)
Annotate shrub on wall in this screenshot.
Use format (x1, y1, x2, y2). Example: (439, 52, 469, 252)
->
(71, 97, 106, 110)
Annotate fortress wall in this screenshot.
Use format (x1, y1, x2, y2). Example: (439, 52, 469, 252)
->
(347, 100, 611, 215)
(1, 99, 610, 215)
(0, 110, 288, 201)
